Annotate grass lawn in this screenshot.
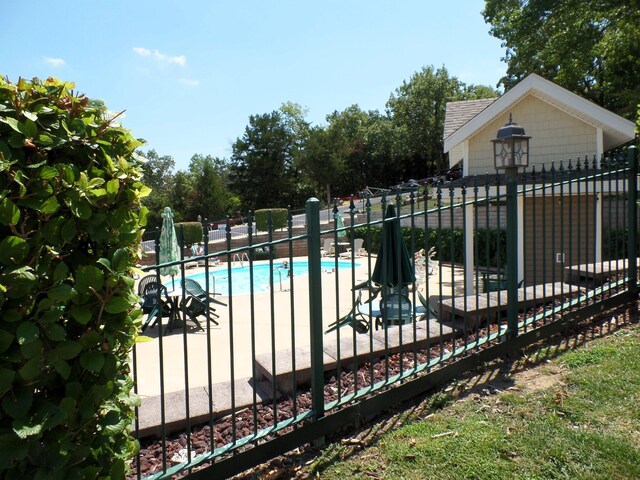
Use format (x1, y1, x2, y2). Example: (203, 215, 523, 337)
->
(297, 321, 640, 479)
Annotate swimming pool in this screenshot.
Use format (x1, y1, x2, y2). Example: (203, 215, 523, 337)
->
(184, 259, 359, 296)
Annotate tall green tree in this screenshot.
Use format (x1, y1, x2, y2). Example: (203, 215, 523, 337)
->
(229, 111, 296, 211)
(187, 154, 229, 222)
(139, 149, 175, 228)
(483, 0, 640, 118)
(387, 66, 498, 176)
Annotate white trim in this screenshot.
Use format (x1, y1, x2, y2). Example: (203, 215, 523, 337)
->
(596, 127, 604, 168)
(464, 204, 475, 294)
(462, 141, 469, 176)
(595, 194, 602, 263)
(444, 73, 635, 153)
(517, 196, 524, 284)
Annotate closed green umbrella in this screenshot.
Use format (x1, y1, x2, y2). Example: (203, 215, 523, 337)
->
(371, 204, 415, 289)
(159, 207, 180, 289)
(334, 211, 347, 239)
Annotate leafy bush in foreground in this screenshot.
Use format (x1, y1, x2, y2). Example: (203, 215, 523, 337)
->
(0, 76, 148, 479)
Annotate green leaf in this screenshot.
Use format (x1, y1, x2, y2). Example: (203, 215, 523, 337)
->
(0, 196, 20, 225)
(53, 261, 69, 282)
(40, 165, 58, 180)
(110, 458, 126, 480)
(0, 434, 28, 464)
(96, 258, 112, 270)
(80, 350, 104, 372)
(70, 306, 92, 325)
(0, 116, 21, 133)
(45, 323, 66, 342)
(37, 132, 54, 146)
(16, 321, 39, 345)
(112, 248, 129, 272)
(106, 179, 120, 195)
(51, 359, 71, 379)
(75, 265, 104, 294)
(48, 283, 73, 301)
(0, 367, 15, 395)
(2, 388, 32, 418)
(19, 118, 38, 138)
(0, 235, 29, 265)
(69, 199, 92, 219)
(0, 329, 14, 353)
(54, 340, 82, 360)
(88, 177, 105, 188)
(60, 218, 76, 243)
(40, 196, 60, 215)
(13, 419, 43, 439)
(1, 266, 36, 299)
(18, 356, 41, 381)
(22, 110, 38, 122)
(104, 296, 131, 314)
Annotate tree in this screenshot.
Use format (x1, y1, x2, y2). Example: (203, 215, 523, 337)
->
(187, 154, 228, 222)
(229, 111, 296, 211)
(483, 0, 640, 118)
(139, 149, 175, 228)
(386, 66, 499, 177)
(229, 104, 315, 211)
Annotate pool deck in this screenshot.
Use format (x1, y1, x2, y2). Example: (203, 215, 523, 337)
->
(132, 257, 466, 435)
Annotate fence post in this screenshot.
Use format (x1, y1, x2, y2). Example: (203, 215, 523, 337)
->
(627, 146, 638, 296)
(306, 197, 324, 418)
(506, 177, 519, 338)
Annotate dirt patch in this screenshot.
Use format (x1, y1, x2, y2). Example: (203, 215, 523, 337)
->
(514, 364, 567, 392)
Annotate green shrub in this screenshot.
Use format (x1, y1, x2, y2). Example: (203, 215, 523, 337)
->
(175, 221, 203, 246)
(350, 226, 506, 268)
(603, 227, 640, 260)
(254, 208, 288, 231)
(0, 77, 147, 479)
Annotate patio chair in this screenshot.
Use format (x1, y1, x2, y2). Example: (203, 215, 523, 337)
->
(181, 278, 227, 328)
(375, 290, 413, 330)
(339, 238, 365, 258)
(414, 290, 438, 319)
(321, 238, 335, 257)
(325, 290, 369, 334)
(138, 276, 174, 332)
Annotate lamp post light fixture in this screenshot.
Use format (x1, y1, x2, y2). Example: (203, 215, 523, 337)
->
(492, 113, 531, 177)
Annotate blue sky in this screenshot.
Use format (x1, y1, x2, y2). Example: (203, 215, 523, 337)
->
(2, 0, 505, 170)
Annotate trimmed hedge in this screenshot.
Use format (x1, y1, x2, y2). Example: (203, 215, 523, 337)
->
(175, 221, 203, 246)
(255, 208, 287, 232)
(351, 226, 507, 268)
(0, 77, 147, 479)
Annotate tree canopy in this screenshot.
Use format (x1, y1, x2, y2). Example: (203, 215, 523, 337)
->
(142, 66, 497, 221)
(483, 0, 640, 118)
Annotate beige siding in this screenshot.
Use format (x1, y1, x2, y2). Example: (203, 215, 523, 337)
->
(467, 95, 597, 177)
(523, 195, 596, 284)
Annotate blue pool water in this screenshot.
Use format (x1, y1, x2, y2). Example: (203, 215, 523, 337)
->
(185, 259, 359, 296)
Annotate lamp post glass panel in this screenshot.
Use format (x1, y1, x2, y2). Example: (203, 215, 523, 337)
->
(492, 113, 530, 177)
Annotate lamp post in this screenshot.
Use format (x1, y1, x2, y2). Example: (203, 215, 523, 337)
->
(492, 113, 530, 339)
(491, 113, 530, 178)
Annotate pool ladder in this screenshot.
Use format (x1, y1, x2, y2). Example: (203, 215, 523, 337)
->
(232, 252, 250, 267)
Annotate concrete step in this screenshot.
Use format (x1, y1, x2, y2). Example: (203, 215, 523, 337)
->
(254, 318, 454, 394)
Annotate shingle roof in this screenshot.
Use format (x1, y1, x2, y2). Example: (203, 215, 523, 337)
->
(443, 98, 496, 140)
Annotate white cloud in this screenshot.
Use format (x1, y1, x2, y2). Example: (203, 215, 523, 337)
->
(133, 47, 151, 57)
(179, 78, 199, 86)
(133, 47, 186, 66)
(44, 57, 65, 68)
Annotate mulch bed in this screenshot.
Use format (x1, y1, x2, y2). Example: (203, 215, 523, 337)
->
(129, 284, 634, 479)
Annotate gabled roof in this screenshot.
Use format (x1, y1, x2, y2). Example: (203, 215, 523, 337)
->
(443, 73, 636, 153)
(444, 98, 496, 140)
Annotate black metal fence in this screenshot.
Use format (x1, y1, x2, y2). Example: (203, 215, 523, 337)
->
(130, 146, 638, 479)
